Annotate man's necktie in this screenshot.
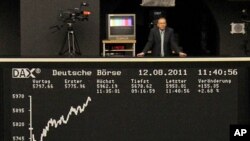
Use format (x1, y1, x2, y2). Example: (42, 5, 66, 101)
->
(160, 30, 165, 57)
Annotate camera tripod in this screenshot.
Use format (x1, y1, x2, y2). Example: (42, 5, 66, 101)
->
(59, 23, 81, 56)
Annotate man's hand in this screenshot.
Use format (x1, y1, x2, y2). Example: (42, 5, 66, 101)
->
(179, 52, 187, 57)
(137, 52, 145, 57)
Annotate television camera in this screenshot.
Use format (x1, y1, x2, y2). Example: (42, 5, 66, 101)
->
(50, 2, 91, 56)
(59, 2, 91, 23)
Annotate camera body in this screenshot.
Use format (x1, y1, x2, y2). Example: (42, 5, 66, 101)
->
(59, 2, 90, 23)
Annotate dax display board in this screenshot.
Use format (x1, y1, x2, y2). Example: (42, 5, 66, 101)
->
(0, 59, 249, 141)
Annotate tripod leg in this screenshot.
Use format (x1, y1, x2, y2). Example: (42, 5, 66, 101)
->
(72, 32, 76, 55)
(68, 31, 73, 55)
(73, 32, 81, 55)
(59, 32, 68, 55)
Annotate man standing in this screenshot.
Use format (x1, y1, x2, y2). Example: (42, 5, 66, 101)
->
(137, 17, 187, 57)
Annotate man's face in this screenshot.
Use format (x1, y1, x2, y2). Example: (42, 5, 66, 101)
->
(157, 18, 167, 30)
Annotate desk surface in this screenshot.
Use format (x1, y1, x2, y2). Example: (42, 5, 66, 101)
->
(102, 40, 136, 44)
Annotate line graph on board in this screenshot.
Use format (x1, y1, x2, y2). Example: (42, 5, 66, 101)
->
(28, 96, 92, 141)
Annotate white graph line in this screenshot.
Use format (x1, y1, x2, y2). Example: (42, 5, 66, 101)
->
(29, 96, 91, 141)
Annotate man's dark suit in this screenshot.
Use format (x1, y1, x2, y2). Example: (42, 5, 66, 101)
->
(142, 27, 181, 56)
